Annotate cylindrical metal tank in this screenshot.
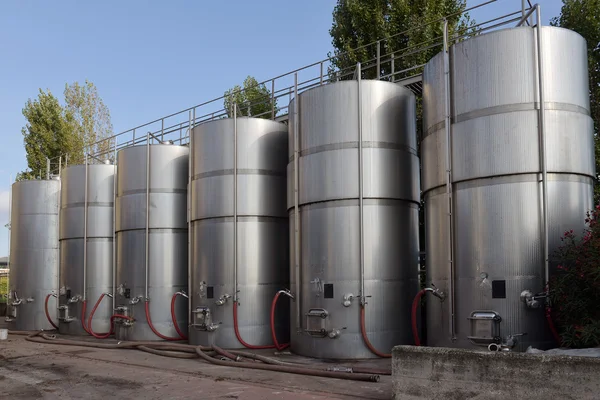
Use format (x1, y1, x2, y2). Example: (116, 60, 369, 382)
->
(58, 163, 115, 335)
(422, 27, 595, 351)
(189, 117, 289, 348)
(6, 179, 60, 331)
(114, 143, 189, 341)
(288, 80, 420, 359)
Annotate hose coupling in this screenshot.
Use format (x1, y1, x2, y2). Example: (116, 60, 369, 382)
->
(520, 290, 546, 309)
(104, 292, 114, 298)
(277, 289, 295, 300)
(26, 297, 35, 303)
(425, 284, 446, 301)
(176, 291, 189, 299)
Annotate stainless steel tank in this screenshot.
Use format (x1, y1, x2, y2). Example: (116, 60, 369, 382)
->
(6, 179, 61, 331)
(288, 80, 420, 359)
(58, 163, 115, 335)
(114, 143, 189, 341)
(422, 27, 595, 351)
(189, 117, 289, 348)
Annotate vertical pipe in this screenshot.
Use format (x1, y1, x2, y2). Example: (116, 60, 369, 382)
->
(233, 104, 238, 303)
(161, 119, 165, 142)
(391, 54, 395, 82)
(522, 0, 526, 20)
(357, 63, 365, 305)
(133, 129, 136, 146)
(187, 110, 193, 328)
(376, 41, 381, 80)
(144, 132, 150, 300)
(535, 5, 549, 288)
(271, 79, 276, 120)
(46, 158, 50, 180)
(112, 141, 117, 312)
(293, 72, 301, 332)
(443, 19, 456, 340)
(6, 174, 11, 304)
(59, 156, 62, 177)
(83, 153, 89, 301)
(66, 154, 69, 167)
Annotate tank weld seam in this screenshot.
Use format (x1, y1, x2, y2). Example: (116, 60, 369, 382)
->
(191, 169, 285, 180)
(61, 202, 113, 208)
(115, 227, 188, 234)
(117, 188, 187, 196)
(287, 141, 417, 162)
(287, 197, 420, 211)
(59, 237, 113, 242)
(424, 171, 595, 195)
(423, 101, 592, 138)
(190, 215, 288, 223)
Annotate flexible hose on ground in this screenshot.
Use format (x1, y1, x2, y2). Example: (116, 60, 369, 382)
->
(270, 291, 289, 351)
(359, 306, 391, 358)
(18, 332, 380, 382)
(87, 294, 113, 339)
(170, 293, 188, 340)
(233, 301, 275, 349)
(145, 300, 182, 341)
(44, 294, 59, 330)
(411, 289, 427, 346)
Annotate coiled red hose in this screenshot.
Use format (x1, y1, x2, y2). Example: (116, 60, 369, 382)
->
(171, 293, 188, 340)
(44, 294, 59, 330)
(233, 301, 275, 349)
(87, 293, 113, 339)
(360, 306, 391, 358)
(546, 305, 562, 345)
(411, 289, 427, 346)
(145, 300, 181, 341)
(270, 291, 289, 351)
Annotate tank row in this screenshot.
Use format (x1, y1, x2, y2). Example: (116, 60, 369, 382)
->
(5, 26, 595, 357)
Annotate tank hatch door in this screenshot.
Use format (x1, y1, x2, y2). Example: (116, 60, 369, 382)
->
(305, 308, 329, 338)
(467, 310, 501, 346)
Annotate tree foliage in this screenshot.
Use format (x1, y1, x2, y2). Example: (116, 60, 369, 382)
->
(64, 80, 114, 159)
(551, 0, 600, 202)
(328, 0, 474, 80)
(223, 76, 278, 119)
(18, 89, 82, 180)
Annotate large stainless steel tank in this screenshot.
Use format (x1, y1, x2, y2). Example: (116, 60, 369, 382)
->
(422, 27, 595, 351)
(58, 163, 115, 335)
(6, 179, 60, 331)
(288, 80, 420, 359)
(189, 117, 289, 348)
(114, 143, 189, 341)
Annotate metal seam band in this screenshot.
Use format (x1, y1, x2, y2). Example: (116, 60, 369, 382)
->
(287, 141, 418, 162)
(424, 101, 591, 138)
(425, 172, 595, 197)
(191, 215, 287, 223)
(118, 188, 187, 196)
(115, 227, 187, 234)
(61, 202, 113, 208)
(192, 169, 285, 180)
(59, 237, 113, 242)
(287, 198, 420, 212)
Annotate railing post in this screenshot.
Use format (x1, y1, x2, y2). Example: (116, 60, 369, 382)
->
(391, 53, 395, 82)
(376, 41, 381, 80)
(320, 62, 324, 85)
(271, 79, 275, 120)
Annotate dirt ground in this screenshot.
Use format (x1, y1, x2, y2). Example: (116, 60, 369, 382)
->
(0, 334, 392, 399)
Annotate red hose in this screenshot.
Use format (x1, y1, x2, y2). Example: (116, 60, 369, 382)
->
(44, 294, 59, 330)
(546, 305, 562, 345)
(233, 301, 275, 349)
(171, 293, 188, 340)
(270, 292, 289, 351)
(81, 300, 90, 334)
(360, 306, 391, 358)
(87, 293, 113, 339)
(411, 289, 427, 346)
(145, 300, 181, 341)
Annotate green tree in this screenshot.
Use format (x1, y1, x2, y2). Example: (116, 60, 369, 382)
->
(551, 0, 600, 203)
(18, 89, 82, 181)
(64, 80, 114, 159)
(223, 76, 278, 119)
(328, 0, 474, 80)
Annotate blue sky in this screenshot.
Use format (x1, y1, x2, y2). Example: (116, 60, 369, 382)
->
(0, 0, 564, 257)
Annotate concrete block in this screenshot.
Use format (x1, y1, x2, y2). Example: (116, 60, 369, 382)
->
(392, 345, 600, 400)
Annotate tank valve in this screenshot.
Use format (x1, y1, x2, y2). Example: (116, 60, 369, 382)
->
(342, 294, 354, 307)
(215, 294, 231, 306)
(520, 290, 546, 309)
(26, 297, 34, 303)
(488, 333, 526, 352)
(129, 296, 143, 305)
(328, 329, 341, 339)
(68, 295, 82, 303)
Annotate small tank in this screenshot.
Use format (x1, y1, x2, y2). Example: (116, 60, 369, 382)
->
(58, 163, 115, 335)
(189, 117, 289, 348)
(6, 179, 61, 331)
(114, 143, 189, 341)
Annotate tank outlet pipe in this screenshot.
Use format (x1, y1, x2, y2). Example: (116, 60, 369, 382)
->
(356, 62, 366, 306)
(171, 291, 188, 340)
(292, 72, 301, 333)
(271, 290, 294, 351)
(233, 104, 238, 304)
(44, 293, 59, 330)
(411, 285, 445, 346)
(83, 153, 89, 301)
(144, 132, 150, 300)
(112, 141, 117, 313)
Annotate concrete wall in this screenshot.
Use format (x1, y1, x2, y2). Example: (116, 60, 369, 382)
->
(392, 345, 600, 400)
